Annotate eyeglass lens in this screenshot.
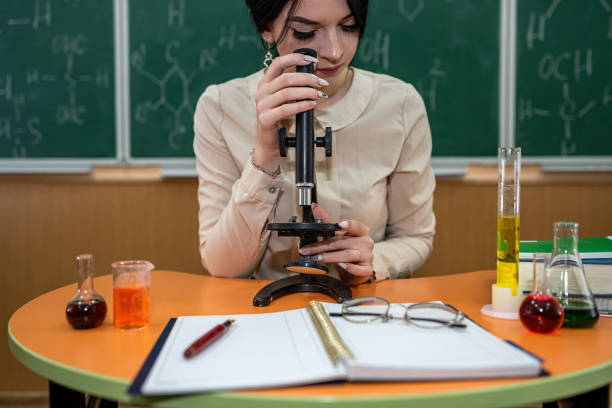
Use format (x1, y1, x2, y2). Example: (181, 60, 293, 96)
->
(404, 303, 463, 329)
(342, 298, 464, 328)
(342, 297, 390, 323)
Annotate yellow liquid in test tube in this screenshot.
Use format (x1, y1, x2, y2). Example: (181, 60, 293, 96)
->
(497, 216, 519, 295)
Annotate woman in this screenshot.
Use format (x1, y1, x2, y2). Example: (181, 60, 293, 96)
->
(194, 0, 435, 285)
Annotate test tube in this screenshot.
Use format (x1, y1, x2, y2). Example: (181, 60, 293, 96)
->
(497, 147, 521, 296)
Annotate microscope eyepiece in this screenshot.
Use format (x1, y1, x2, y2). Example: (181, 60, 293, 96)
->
(294, 48, 317, 58)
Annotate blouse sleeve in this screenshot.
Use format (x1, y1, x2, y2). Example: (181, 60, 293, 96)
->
(372, 85, 436, 280)
(193, 85, 283, 278)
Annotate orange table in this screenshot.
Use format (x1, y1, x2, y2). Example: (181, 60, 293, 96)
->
(8, 270, 612, 407)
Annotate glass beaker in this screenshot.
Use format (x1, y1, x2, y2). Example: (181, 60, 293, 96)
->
(547, 222, 599, 328)
(519, 253, 564, 333)
(65, 254, 107, 329)
(112, 260, 154, 330)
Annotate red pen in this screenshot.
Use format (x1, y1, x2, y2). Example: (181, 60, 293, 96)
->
(183, 319, 235, 359)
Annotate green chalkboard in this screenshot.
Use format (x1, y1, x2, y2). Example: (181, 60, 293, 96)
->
(0, 0, 115, 159)
(129, 1, 261, 158)
(3, 1, 610, 168)
(128, 0, 500, 158)
(516, 0, 612, 156)
(354, 1, 500, 157)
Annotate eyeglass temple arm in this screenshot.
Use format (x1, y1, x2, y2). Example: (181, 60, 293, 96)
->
(328, 312, 467, 328)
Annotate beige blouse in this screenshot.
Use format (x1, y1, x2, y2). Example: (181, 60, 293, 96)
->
(194, 67, 436, 281)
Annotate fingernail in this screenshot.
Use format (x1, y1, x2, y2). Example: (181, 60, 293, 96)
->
(300, 247, 311, 255)
(311, 202, 318, 208)
(304, 55, 318, 64)
(338, 262, 347, 269)
(317, 90, 328, 99)
(339, 221, 349, 228)
(314, 254, 323, 262)
(314, 75, 330, 86)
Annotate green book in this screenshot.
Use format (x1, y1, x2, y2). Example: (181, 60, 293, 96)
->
(518, 236, 612, 296)
(519, 236, 612, 262)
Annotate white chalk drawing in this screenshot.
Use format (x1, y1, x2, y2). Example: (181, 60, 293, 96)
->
(131, 0, 257, 151)
(417, 58, 447, 113)
(358, 29, 390, 71)
(527, 0, 611, 49)
(1, 1, 109, 157)
(521, 1, 611, 155)
(398, 0, 424, 22)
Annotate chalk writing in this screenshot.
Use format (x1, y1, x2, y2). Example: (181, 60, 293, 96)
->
(398, 0, 424, 22)
(132, 41, 203, 150)
(130, 2, 259, 152)
(519, 0, 612, 155)
(527, 0, 611, 49)
(537, 49, 592, 82)
(1, 1, 111, 157)
(358, 29, 390, 71)
(3, 0, 52, 30)
(167, 0, 184, 28)
(417, 58, 447, 113)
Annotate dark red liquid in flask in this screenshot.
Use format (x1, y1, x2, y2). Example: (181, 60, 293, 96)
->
(65, 254, 107, 329)
(66, 299, 107, 329)
(519, 293, 564, 334)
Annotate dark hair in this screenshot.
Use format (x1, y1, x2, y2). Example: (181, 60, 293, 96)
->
(245, 0, 369, 48)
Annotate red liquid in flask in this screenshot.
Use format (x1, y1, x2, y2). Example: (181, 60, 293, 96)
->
(519, 293, 564, 334)
(66, 299, 107, 329)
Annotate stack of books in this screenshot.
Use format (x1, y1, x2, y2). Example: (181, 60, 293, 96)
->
(519, 236, 612, 315)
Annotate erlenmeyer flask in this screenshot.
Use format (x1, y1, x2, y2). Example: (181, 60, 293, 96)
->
(547, 222, 599, 328)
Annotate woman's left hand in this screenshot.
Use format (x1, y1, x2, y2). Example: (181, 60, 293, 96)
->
(299, 204, 375, 286)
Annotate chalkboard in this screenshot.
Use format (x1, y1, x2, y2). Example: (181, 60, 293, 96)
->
(516, 0, 612, 156)
(354, 1, 500, 157)
(2, 1, 610, 171)
(128, 0, 500, 158)
(129, 0, 261, 158)
(0, 0, 115, 159)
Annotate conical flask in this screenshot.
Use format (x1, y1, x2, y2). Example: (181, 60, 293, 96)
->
(547, 222, 599, 328)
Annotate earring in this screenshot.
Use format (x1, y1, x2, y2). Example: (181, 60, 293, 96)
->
(263, 43, 274, 68)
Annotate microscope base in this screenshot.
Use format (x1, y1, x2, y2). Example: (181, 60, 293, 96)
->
(252, 273, 352, 307)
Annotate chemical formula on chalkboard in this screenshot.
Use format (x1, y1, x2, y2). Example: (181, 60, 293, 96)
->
(517, 0, 612, 156)
(130, 2, 259, 152)
(0, 0, 115, 159)
(129, 0, 261, 158)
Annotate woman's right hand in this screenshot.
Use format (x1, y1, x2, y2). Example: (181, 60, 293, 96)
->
(252, 53, 329, 173)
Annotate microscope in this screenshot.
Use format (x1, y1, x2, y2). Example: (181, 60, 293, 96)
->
(253, 48, 353, 307)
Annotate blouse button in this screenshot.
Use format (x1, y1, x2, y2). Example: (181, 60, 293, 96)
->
(268, 186, 277, 194)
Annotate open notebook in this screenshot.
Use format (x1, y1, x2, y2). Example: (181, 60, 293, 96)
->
(129, 301, 542, 395)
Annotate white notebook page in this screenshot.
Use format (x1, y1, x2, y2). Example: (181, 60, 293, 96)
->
(141, 310, 343, 395)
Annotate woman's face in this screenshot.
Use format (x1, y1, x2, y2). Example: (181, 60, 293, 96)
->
(262, 0, 360, 91)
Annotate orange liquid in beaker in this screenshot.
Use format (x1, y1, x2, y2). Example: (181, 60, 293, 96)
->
(113, 285, 150, 330)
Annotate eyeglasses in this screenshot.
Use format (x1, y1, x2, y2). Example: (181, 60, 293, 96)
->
(329, 297, 467, 329)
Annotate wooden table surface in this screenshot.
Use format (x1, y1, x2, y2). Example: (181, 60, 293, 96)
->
(8, 270, 612, 408)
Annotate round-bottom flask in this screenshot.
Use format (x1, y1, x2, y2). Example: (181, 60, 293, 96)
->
(519, 253, 564, 333)
(65, 254, 107, 329)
